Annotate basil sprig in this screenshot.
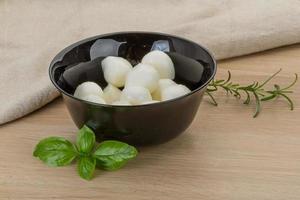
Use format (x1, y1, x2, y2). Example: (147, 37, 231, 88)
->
(33, 125, 138, 180)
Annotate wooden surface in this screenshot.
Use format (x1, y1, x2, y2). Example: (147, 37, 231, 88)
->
(1, 45, 300, 200)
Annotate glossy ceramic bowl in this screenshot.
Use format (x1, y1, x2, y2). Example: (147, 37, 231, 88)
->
(49, 32, 217, 145)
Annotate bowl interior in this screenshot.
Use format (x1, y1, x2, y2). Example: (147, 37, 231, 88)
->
(50, 32, 216, 98)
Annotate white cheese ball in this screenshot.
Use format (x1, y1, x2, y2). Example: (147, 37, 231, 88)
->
(103, 84, 121, 103)
(158, 79, 176, 89)
(125, 63, 159, 93)
(142, 50, 175, 79)
(152, 79, 176, 100)
(161, 84, 191, 101)
(101, 56, 133, 87)
(81, 94, 106, 104)
(74, 82, 103, 99)
(112, 100, 131, 106)
(141, 100, 160, 105)
(120, 86, 152, 105)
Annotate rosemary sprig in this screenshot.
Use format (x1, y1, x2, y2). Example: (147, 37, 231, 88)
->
(206, 69, 298, 117)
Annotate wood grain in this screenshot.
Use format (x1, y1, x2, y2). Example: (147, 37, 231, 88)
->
(0, 45, 300, 200)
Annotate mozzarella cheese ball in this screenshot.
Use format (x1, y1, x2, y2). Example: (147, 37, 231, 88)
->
(125, 63, 160, 93)
(103, 84, 122, 103)
(158, 79, 176, 89)
(141, 100, 160, 105)
(120, 86, 152, 105)
(152, 79, 176, 100)
(81, 94, 106, 104)
(101, 56, 133, 87)
(112, 100, 131, 106)
(141, 50, 175, 79)
(74, 82, 103, 99)
(161, 84, 191, 101)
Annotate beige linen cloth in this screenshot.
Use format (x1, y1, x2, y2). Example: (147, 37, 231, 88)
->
(1, 0, 300, 125)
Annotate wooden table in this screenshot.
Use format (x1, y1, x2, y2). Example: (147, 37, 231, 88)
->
(1, 45, 299, 200)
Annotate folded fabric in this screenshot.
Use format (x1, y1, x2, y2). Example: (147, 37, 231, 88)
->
(1, 0, 300, 124)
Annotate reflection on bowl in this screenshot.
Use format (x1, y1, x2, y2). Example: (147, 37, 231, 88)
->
(49, 32, 217, 145)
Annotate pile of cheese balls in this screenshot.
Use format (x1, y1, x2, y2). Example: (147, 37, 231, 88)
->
(74, 50, 191, 105)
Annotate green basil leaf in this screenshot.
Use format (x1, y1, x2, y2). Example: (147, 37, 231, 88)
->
(77, 156, 96, 180)
(93, 140, 138, 171)
(33, 137, 77, 167)
(76, 125, 95, 154)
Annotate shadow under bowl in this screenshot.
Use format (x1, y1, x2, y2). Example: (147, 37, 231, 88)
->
(49, 32, 217, 145)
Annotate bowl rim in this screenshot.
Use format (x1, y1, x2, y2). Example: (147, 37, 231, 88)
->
(49, 31, 217, 107)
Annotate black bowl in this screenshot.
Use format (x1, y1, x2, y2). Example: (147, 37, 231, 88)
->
(49, 32, 217, 145)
